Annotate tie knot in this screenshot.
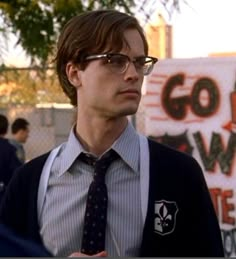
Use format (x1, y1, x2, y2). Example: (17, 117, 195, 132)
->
(80, 150, 119, 182)
(80, 153, 97, 166)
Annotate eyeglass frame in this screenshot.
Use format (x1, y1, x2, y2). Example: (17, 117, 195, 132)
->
(82, 53, 158, 76)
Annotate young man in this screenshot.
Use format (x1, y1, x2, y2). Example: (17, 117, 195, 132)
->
(0, 114, 21, 203)
(9, 118, 30, 164)
(0, 10, 224, 257)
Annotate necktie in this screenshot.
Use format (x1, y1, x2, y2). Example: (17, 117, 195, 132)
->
(80, 150, 119, 255)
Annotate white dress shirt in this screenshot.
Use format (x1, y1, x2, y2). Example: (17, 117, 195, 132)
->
(38, 122, 149, 256)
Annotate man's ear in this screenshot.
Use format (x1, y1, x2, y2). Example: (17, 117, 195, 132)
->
(66, 62, 82, 88)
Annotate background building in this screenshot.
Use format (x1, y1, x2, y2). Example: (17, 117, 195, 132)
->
(145, 13, 172, 58)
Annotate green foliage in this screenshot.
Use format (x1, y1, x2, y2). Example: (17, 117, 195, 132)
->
(0, 0, 135, 66)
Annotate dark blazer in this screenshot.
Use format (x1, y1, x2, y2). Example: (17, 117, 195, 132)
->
(0, 139, 224, 257)
(0, 138, 21, 202)
(0, 138, 21, 185)
(0, 223, 51, 256)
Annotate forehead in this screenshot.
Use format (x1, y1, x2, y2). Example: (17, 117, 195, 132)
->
(121, 29, 145, 55)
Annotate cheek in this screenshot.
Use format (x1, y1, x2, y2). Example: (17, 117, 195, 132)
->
(81, 79, 114, 106)
(84, 71, 117, 94)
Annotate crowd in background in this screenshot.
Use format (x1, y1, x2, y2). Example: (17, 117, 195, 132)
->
(0, 114, 29, 202)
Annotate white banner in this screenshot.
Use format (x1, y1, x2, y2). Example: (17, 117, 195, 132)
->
(143, 57, 236, 257)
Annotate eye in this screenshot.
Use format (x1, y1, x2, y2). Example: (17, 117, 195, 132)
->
(109, 55, 127, 67)
(134, 57, 146, 68)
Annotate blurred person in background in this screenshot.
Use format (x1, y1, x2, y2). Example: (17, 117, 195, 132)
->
(0, 114, 21, 203)
(9, 118, 30, 164)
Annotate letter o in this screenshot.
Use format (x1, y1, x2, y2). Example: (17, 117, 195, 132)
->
(191, 77, 220, 117)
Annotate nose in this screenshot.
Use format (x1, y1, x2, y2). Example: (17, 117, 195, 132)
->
(123, 62, 140, 81)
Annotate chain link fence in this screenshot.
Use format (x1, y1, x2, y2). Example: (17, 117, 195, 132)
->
(0, 105, 76, 161)
(1, 104, 145, 162)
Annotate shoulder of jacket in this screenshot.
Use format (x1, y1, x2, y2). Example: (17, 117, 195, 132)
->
(15, 152, 51, 177)
(147, 137, 199, 166)
(26, 152, 50, 165)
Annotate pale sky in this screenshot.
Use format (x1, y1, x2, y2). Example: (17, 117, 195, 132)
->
(171, 0, 236, 58)
(3, 0, 236, 66)
(136, 0, 236, 58)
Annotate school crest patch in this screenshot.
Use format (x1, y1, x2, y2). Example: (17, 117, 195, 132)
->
(154, 200, 178, 235)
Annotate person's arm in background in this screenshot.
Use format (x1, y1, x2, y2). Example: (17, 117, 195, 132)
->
(7, 144, 22, 185)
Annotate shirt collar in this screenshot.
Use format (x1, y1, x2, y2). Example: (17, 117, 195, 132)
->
(57, 126, 85, 176)
(57, 121, 139, 176)
(111, 122, 139, 173)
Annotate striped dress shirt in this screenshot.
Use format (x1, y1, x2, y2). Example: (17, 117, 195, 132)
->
(39, 122, 143, 256)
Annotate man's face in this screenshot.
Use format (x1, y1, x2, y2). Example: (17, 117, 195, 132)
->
(18, 127, 29, 143)
(76, 29, 145, 119)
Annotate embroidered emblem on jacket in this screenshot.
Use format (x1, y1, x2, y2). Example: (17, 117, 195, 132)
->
(154, 200, 178, 235)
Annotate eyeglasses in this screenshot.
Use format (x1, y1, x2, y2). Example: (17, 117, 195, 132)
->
(84, 53, 158, 76)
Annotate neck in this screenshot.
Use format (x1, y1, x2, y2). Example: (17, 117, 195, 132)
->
(75, 115, 128, 156)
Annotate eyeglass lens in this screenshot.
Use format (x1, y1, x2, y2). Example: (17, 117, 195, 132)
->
(107, 55, 154, 75)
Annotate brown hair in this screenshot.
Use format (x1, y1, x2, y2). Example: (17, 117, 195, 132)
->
(54, 10, 149, 106)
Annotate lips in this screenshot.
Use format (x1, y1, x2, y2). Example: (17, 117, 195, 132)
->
(119, 89, 140, 96)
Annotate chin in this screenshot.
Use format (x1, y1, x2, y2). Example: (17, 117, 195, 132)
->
(118, 106, 139, 116)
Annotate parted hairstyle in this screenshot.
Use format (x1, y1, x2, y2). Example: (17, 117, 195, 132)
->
(54, 10, 149, 106)
(11, 118, 29, 134)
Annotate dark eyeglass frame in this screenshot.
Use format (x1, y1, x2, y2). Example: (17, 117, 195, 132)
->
(84, 53, 158, 76)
